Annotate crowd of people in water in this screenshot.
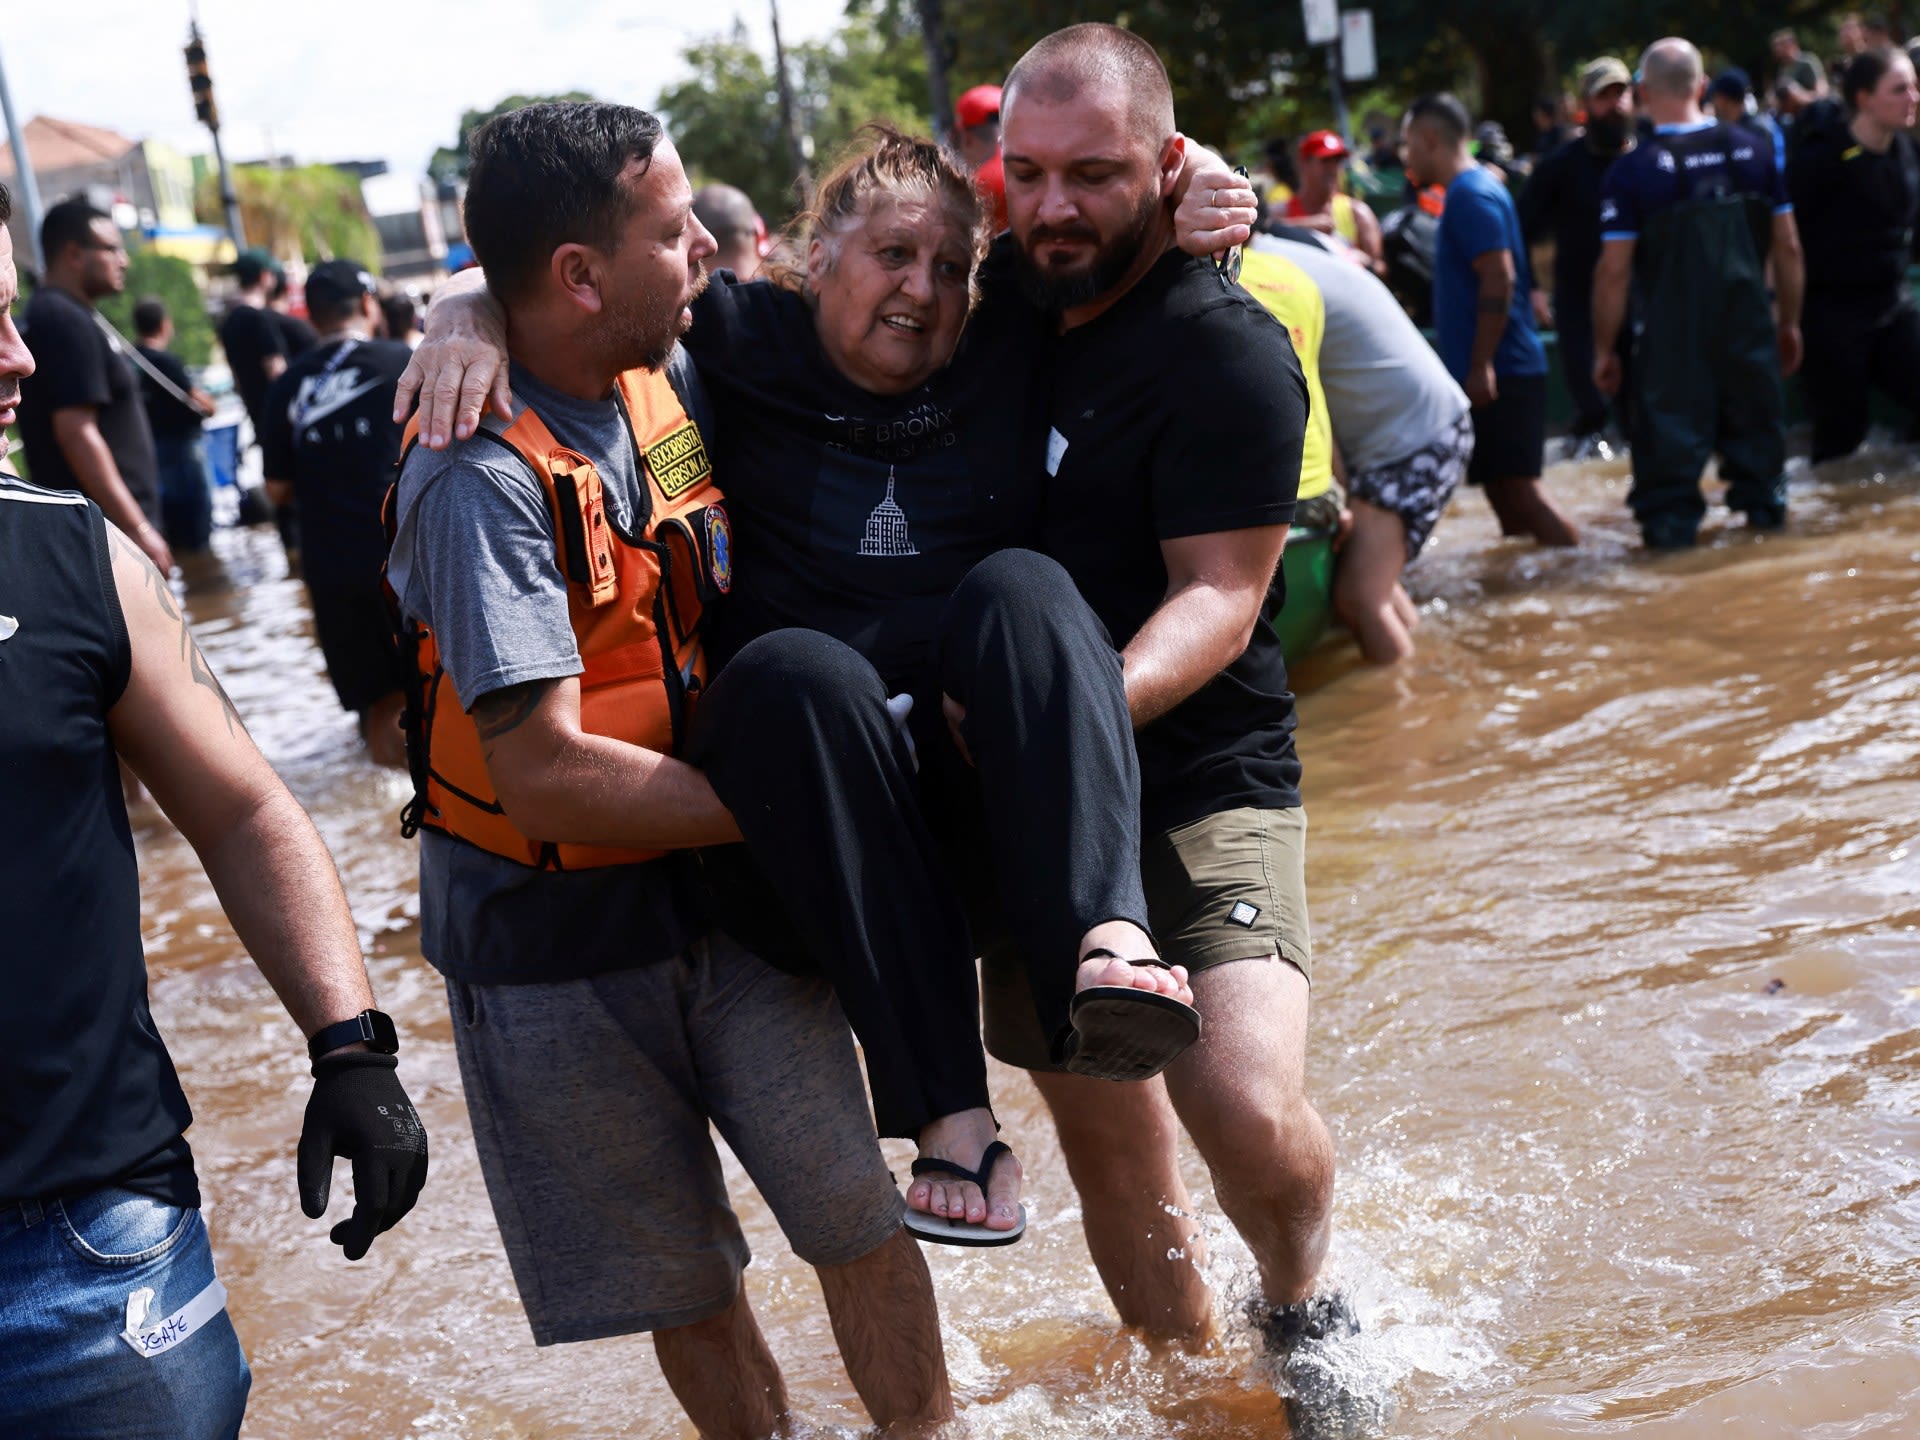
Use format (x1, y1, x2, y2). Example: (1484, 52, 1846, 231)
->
(5, 12, 1920, 1440)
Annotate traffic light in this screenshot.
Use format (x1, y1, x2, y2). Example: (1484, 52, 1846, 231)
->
(184, 27, 218, 130)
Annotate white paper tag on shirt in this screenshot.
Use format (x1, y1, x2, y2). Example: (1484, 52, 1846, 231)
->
(121, 1278, 228, 1358)
(1045, 427, 1069, 477)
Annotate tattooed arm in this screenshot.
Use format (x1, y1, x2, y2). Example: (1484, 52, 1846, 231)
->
(470, 676, 742, 849)
(103, 523, 377, 1040)
(1465, 248, 1516, 407)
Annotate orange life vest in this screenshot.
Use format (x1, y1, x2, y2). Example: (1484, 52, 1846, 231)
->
(390, 365, 729, 871)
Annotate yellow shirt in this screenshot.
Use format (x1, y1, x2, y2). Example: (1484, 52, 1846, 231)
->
(1285, 191, 1359, 244)
(1235, 249, 1332, 502)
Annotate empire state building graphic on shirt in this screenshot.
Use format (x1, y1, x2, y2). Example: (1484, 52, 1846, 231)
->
(858, 468, 919, 556)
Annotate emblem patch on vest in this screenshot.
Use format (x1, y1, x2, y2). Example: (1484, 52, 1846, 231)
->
(646, 422, 712, 499)
(706, 504, 733, 594)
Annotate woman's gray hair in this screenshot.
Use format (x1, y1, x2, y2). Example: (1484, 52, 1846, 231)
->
(766, 124, 990, 310)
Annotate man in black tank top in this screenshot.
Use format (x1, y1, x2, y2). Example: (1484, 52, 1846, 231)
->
(0, 189, 428, 1438)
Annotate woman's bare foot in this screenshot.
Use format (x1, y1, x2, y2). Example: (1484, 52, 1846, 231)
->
(908, 1108, 1023, 1231)
(1077, 920, 1194, 1007)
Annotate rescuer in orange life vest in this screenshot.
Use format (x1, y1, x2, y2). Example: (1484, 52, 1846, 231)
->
(382, 102, 970, 1436)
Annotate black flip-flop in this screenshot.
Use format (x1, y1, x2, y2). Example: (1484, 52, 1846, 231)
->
(902, 1140, 1027, 1248)
(1058, 949, 1202, 1081)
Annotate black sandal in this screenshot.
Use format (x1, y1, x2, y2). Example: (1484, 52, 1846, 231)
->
(903, 1140, 1027, 1247)
(1057, 949, 1202, 1081)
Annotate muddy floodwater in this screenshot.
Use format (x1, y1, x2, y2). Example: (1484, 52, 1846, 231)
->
(135, 450, 1920, 1438)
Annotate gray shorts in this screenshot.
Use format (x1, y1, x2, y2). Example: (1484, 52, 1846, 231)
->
(984, 805, 1312, 1072)
(446, 930, 904, 1345)
(1347, 409, 1475, 559)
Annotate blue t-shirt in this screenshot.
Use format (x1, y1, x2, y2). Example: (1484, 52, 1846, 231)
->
(1598, 119, 1792, 242)
(1433, 165, 1547, 381)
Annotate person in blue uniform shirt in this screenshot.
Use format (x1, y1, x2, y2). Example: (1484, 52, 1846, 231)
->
(1592, 37, 1806, 549)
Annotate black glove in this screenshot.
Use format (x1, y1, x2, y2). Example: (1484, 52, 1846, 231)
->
(297, 1051, 429, 1260)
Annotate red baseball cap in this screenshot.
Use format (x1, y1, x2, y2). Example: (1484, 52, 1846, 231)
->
(955, 84, 1003, 130)
(1298, 130, 1350, 161)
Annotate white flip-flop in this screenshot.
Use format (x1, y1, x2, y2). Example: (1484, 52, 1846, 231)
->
(902, 1140, 1027, 1247)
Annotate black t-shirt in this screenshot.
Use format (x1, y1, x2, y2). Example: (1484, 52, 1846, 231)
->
(275, 309, 320, 358)
(135, 344, 204, 441)
(261, 337, 414, 589)
(17, 286, 161, 524)
(1520, 134, 1628, 299)
(218, 301, 288, 429)
(0, 480, 198, 1209)
(1788, 118, 1920, 303)
(685, 265, 1050, 693)
(1042, 249, 1307, 834)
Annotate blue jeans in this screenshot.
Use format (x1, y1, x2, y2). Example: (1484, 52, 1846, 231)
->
(0, 1189, 250, 1438)
(154, 433, 214, 554)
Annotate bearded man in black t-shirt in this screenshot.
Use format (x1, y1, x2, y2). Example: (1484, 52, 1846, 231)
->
(261, 260, 413, 765)
(985, 22, 1366, 1427)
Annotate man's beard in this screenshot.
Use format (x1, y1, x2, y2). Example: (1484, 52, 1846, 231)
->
(1015, 187, 1160, 312)
(608, 262, 708, 372)
(1585, 113, 1632, 156)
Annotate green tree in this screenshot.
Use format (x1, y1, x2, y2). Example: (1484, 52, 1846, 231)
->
(924, 0, 1297, 149)
(927, 0, 1865, 165)
(429, 91, 600, 185)
(660, 10, 932, 226)
(794, 12, 930, 176)
(200, 166, 383, 272)
(656, 25, 794, 220)
(99, 247, 216, 368)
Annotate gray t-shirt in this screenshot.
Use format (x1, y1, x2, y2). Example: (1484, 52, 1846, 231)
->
(388, 351, 711, 986)
(1253, 234, 1470, 472)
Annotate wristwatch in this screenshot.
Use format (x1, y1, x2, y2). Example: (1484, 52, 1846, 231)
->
(307, 1009, 400, 1062)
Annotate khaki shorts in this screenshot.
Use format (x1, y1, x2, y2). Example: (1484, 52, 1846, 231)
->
(983, 805, 1311, 1072)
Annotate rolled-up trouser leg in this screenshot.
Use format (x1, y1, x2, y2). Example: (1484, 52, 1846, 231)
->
(687, 627, 986, 1140)
(935, 548, 1153, 1055)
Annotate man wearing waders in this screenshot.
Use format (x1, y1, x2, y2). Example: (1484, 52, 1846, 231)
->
(1592, 37, 1806, 550)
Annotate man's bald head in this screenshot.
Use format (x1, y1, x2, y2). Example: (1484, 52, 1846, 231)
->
(1003, 23, 1175, 144)
(693, 182, 763, 277)
(1640, 37, 1704, 100)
